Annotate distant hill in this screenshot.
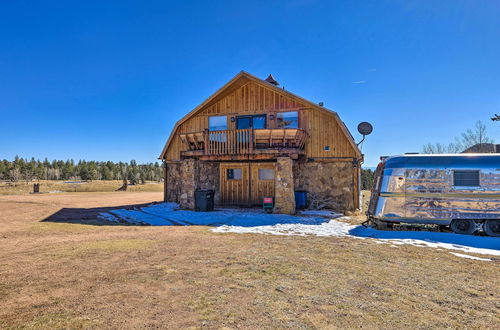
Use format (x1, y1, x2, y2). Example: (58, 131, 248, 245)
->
(462, 143, 499, 153)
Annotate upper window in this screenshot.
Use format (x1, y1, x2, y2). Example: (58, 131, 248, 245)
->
(209, 116, 227, 131)
(236, 115, 266, 130)
(276, 111, 298, 128)
(453, 170, 480, 187)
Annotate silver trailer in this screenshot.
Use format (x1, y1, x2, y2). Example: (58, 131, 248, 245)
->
(367, 154, 500, 236)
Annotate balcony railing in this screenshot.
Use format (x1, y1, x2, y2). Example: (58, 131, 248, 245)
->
(179, 128, 308, 157)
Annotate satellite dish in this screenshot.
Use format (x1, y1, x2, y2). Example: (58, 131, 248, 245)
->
(357, 122, 373, 136)
(356, 122, 373, 148)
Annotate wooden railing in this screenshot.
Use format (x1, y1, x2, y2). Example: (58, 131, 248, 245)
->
(179, 128, 308, 156)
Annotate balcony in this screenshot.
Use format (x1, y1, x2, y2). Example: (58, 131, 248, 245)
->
(179, 128, 308, 160)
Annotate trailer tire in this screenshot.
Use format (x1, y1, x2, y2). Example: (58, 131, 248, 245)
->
(450, 219, 477, 235)
(483, 220, 500, 237)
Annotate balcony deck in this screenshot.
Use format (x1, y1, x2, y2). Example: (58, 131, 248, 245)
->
(179, 128, 308, 160)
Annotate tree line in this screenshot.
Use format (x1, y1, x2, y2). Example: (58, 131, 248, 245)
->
(0, 157, 164, 184)
(423, 120, 495, 154)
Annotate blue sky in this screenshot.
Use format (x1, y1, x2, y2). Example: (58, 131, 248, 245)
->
(1, 0, 499, 167)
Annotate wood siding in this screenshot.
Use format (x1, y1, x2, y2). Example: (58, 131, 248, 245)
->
(220, 162, 275, 206)
(164, 80, 359, 161)
(302, 109, 358, 158)
(219, 163, 250, 205)
(250, 163, 275, 205)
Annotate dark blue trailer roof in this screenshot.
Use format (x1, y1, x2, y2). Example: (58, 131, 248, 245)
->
(384, 154, 500, 169)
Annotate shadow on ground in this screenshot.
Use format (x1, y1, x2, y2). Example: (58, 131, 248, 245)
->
(41, 202, 333, 227)
(41, 202, 159, 226)
(348, 226, 500, 252)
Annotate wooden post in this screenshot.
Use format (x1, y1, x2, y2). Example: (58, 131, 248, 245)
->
(203, 129, 209, 155)
(249, 129, 254, 154)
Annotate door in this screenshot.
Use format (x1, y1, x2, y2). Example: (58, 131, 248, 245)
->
(250, 163, 275, 205)
(220, 163, 250, 206)
(219, 162, 276, 206)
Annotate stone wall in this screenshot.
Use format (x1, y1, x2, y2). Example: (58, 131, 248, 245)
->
(165, 163, 182, 203)
(274, 157, 296, 214)
(293, 160, 355, 212)
(197, 161, 220, 205)
(166, 158, 356, 213)
(179, 159, 197, 209)
(165, 160, 219, 208)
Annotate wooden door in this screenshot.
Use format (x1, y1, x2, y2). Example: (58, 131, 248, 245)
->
(250, 163, 275, 205)
(219, 163, 250, 206)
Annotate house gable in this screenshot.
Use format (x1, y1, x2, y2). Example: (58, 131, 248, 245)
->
(160, 71, 361, 161)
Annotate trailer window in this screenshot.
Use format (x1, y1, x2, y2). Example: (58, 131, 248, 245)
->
(453, 170, 479, 187)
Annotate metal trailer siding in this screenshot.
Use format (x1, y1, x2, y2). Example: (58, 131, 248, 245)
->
(369, 154, 500, 225)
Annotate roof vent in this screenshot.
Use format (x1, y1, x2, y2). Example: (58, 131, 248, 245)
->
(265, 74, 279, 86)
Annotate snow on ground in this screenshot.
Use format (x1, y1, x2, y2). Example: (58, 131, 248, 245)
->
(449, 252, 492, 262)
(297, 210, 343, 218)
(98, 202, 500, 259)
(99, 202, 332, 227)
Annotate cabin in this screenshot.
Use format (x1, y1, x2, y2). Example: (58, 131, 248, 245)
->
(159, 71, 363, 214)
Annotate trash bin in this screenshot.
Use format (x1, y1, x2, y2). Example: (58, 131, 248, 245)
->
(195, 189, 215, 211)
(294, 190, 308, 210)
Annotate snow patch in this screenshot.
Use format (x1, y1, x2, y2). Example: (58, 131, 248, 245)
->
(298, 210, 343, 218)
(97, 202, 500, 257)
(449, 252, 492, 262)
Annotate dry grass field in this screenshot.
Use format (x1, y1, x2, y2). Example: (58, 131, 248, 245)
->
(0, 192, 499, 329)
(0, 180, 163, 195)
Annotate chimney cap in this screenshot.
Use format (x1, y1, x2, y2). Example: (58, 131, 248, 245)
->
(265, 74, 279, 86)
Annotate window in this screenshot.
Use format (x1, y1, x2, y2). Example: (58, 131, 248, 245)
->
(324, 146, 330, 151)
(252, 115, 266, 129)
(209, 116, 227, 142)
(276, 111, 298, 128)
(236, 115, 266, 129)
(258, 168, 275, 180)
(209, 116, 227, 131)
(227, 168, 242, 180)
(453, 170, 480, 187)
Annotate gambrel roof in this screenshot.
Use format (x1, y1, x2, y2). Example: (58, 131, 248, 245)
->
(159, 71, 361, 159)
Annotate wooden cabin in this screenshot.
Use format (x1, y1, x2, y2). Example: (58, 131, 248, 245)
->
(159, 71, 363, 214)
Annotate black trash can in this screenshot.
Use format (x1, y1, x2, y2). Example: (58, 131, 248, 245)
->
(195, 189, 215, 211)
(294, 190, 308, 210)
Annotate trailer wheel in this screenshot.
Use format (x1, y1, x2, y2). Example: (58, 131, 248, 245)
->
(450, 219, 477, 235)
(483, 220, 500, 237)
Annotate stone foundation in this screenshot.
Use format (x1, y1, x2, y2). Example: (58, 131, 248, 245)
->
(165, 158, 356, 213)
(165, 160, 219, 209)
(274, 157, 296, 214)
(197, 161, 220, 205)
(293, 160, 355, 212)
(179, 159, 197, 209)
(165, 162, 182, 203)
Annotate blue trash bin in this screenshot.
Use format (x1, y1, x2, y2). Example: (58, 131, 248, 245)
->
(294, 191, 308, 210)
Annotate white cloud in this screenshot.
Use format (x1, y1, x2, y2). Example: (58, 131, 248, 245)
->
(352, 80, 366, 84)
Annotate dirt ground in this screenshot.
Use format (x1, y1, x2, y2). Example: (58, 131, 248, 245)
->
(0, 180, 163, 195)
(0, 192, 499, 329)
